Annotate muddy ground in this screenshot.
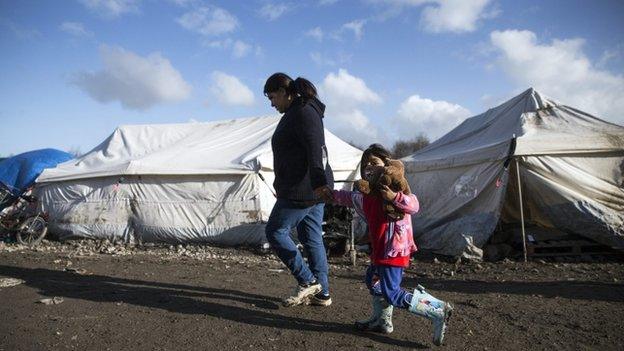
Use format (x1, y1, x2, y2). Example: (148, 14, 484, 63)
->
(0, 240, 623, 351)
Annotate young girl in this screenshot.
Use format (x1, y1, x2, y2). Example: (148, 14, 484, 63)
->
(331, 144, 453, 346)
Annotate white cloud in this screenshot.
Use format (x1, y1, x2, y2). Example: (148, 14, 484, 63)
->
(490, 29, 624, 124)
(331, 110, 382, 147)
(167, 0, 199, 7)
(0, 18, 40, 39)
(310, 51, 352, 66)
(342, 19, 366, 40)
(364, 0, 429, 21)
(254, 45, 265, 58)
(305, 27, 324, 42)
(322, 69, 382, 107)
(367, 0, 429, 4)
(59, 22, 93, 37)
(177, 6, 239, 36)
(72, 45, 191, 110)
(78, 0, 140, 18)
(395, 94, 471, 140)
(421, 0, 496, 33)
(597, 44, 623, 68)
(366, 1, 429, 7)
(310, 52, 335, 66)
(320, 69, 383, 145)
(232, 40, 252, 58)
(204, 38, 257, 58)
(366, 0, 496, 33)
(210, 71, 255, 106)
(258, 2, 291, 21)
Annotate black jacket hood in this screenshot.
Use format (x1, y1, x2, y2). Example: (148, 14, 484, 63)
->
(291, 96, 325, 118)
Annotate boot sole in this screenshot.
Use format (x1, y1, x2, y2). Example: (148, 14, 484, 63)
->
(308, 296, 332, 306)
(433, 303, 454, 346)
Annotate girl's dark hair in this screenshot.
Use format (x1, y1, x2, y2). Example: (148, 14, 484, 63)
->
(263, 72, 318, 100)
(360, 143, 392, 179)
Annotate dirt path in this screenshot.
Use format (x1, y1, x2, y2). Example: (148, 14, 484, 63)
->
(1, 242, 623, 350)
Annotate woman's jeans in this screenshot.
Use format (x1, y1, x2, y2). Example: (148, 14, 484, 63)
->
(265, 199, 329, 295)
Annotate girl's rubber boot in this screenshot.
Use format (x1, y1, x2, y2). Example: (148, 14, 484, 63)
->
(354, 295, 394, 334)
(408, 285, 453, 346)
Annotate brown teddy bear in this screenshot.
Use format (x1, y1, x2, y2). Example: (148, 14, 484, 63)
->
(354, 158, 411, 220)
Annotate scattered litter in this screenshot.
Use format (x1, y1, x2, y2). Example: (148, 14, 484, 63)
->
(0, 238, 280, 265)
(38, 297, 65, 305)
(0, 277, 24, 288)
(268, 269, 284, 273)
(64, 267, 88, 275)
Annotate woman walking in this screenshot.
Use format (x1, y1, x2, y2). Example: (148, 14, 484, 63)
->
(263, 73, 334, 307)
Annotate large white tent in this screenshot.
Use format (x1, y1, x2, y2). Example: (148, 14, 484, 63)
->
(404, 88, 624, 257)
(36, 116, 362, 245)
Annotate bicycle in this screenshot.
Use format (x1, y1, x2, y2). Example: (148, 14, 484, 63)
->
(0, 182, 48, 246)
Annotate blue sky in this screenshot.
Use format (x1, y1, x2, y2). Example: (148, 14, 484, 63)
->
(1, 0, 623, 156)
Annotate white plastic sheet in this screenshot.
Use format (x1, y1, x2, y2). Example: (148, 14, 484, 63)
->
(404, 88, 624, 256)
(36, 116, 363, 245)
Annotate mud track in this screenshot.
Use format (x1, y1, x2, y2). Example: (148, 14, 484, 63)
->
(1, 242, 623, 350)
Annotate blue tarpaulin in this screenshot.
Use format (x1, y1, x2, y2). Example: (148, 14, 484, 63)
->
(0, 148, 73, 194)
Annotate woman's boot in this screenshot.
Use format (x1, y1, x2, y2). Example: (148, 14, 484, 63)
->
(355, 295, 394, 334)
(408, 285, 453, 346)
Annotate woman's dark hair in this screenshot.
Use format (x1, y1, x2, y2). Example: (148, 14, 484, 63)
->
(360, 143, 392, 178)
(263, 72, 318, 100)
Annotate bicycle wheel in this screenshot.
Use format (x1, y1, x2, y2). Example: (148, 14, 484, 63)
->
(16, 216, 47, 246)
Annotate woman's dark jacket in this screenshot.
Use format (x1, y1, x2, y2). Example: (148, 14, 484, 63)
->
(271, 96, 334, 204)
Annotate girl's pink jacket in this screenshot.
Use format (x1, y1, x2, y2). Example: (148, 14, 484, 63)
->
(332, 190, 419, 267)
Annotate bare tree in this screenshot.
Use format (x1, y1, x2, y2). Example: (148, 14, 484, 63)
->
(391, 134, 430, 159)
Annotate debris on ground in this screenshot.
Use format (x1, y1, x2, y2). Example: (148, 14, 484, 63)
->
(0, 238, 282, 266)
(1, 240, 623, 350)
(38, 297, 64, 305)
(0, 277, 24, 287)
(63, 267, 89, 275)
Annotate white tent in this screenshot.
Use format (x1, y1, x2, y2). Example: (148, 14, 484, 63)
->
(403, 88, 624, 257)
(36, 116, 362, 245)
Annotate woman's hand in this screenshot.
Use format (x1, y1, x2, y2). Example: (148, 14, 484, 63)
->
(380, 184, 397, 202)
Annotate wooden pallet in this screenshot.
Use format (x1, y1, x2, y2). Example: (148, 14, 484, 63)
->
(527, 239, 619, 257)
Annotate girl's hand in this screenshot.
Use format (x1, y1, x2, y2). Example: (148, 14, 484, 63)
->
(314, 185, 334, 203)
(380, 185, 397, 201)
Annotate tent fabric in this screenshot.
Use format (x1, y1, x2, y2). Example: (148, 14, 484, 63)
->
(36, 116, 362, 245)
(0, 148, 73, 194)
(38, 174, 265, 245)
(37, 116, 361, 181)
(403, 88, 624, 257)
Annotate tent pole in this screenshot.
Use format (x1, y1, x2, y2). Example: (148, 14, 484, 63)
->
(515, 158, 528, 262)
(350, 211, 356, 267)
